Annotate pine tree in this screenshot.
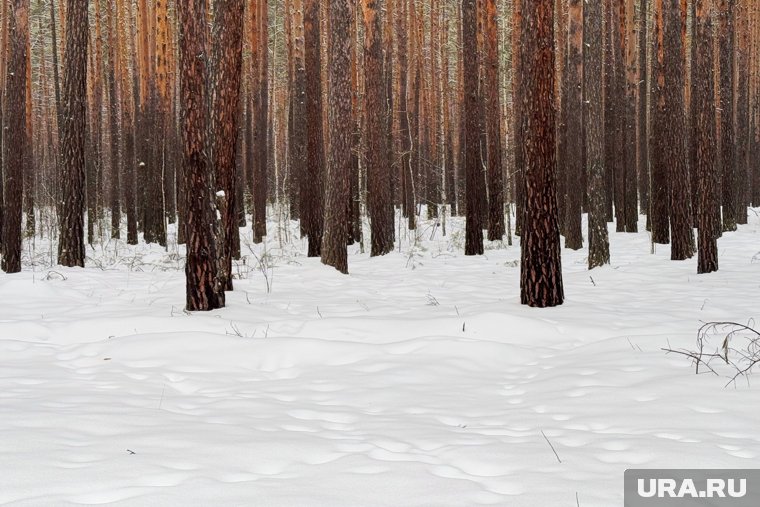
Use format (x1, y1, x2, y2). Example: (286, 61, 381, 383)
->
(463, 0, 483, 255)
(58, 0, 88, 268)
(564, 0, 583, 250)
(211, 0, 245, 292)
(694, 0, 719, 273)
(484, 0, 504, 242)
(1, 0, 28, 274)
(179, 0, 224, 311)
(363, 0, 394, 256)
(303, 0, 325, 256)
(321, 0, 353, 274)
(519, 0, 564, 307)
(585, 0, 609, 268)
(665, 0, 694, 260)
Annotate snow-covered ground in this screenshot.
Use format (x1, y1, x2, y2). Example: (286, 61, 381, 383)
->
(2, 211, 760, 506)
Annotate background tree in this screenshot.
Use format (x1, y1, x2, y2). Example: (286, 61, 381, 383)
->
(519, 0, 564, 308)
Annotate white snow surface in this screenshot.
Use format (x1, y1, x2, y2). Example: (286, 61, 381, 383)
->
(2, 212, 760, 506)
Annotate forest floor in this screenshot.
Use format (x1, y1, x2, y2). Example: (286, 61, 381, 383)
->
(2, 210, 760, 506)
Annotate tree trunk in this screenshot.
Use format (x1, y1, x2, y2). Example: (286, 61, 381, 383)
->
(650, 0, 670, 244)
(363, 0, 394, 256)
(695, 0, 719, 273)
(519, 0, 564, 307)
(665, 0, 694, 260)
(321, 0, 352, 274)
(463, 0, 483, 255)
(58, 0, 88, 268)
(484, 0, 504, 241)
(564, 0, 583, 249)
(211, 0, 245, 292)
(303, 0, 325, 256)
(1, 0, 28, 273)
(719, 0, 736, 231)
(585, 0, 609, 268)
(179, 0, 224, 311)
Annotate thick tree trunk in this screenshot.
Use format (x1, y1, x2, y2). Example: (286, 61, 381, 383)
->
(321, 0, 352, 274)
(585, 0, 609, 268)
(211, 0, 245, 292)
(519, 0, 564, 307)
(665, 0, 694, 260)
(463, 0, 483, 255)
(650, 0, 670, 244)
(363, 0, 394, 256)
(695, 0, 719, 273)
(179, 0, 224, 311)
(2, 0, 28, 273)
(484, 0, 504, 241)
(303, 0, 325, 256)
(564, 0, 583, 250)
(58, 0, 88, 268)
(719, 0, 736, 232)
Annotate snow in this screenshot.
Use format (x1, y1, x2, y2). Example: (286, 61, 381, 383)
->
(2, 211, 760, 506)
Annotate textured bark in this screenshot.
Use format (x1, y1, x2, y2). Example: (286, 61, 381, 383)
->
(398, 0, 413, 227)
(252, 0, 269, 243)
(603, 0, 616, 223)
(585, 0, 609, 268)
(363, 0, 394, 256)
(564, 0, 583, 250)
(623, 0, 638, 232)
(484, 0, 504, 241)
(321, 0, 352, 274)
(665, 0, 694, 260)
(138, 0, 166, 246)
(638, 0, 650, 215)
(611, 0, 626, 232)
(512, 0, 525, 235)
(107, 0, 122, 240)
(735, 2, 750, 225)
(303, 0, 325, 256)
(694, 0, 719, 273)
(650, 0, 670, 244)
(290, 0, 306, 225)
(463, 0, 483, 255)
(2, 0, 28, 273)
(519, 0, 564, 308)
(179, 0, 224, 311)
(1, 7, 8, 237)
(719, 0, 736, 231)
(58, 0, 88, 268)
(211, 0, 245, 292)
